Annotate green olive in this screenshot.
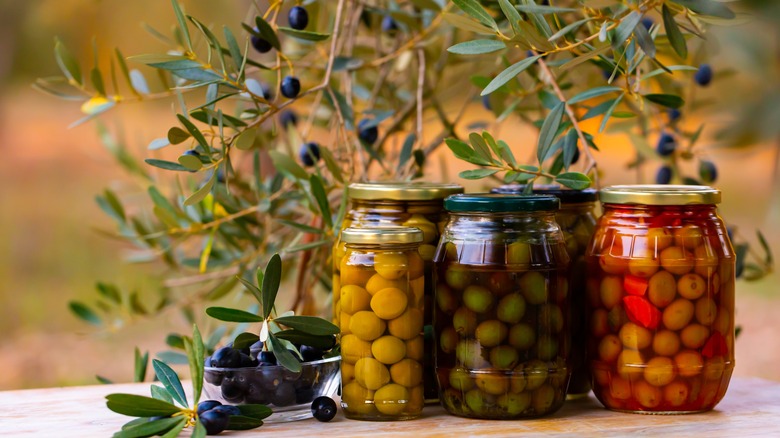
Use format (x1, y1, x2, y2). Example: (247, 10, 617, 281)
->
(660, 246, 694, 276)
(644, 356, 677, 386)
(455, 339, 489, 369)
(619, 322, 652, 350)
(445, 264, 470, 290)
(507, 242, 532, 264)
(532, 384, 556, 414)
(535, 335, 558, 361)
(463, 285, 493, 313)
(497, 392, 531, 415)
(475, 319, 508, 348)
(489, 345, 520, 369)
(436, 283, 459, 315)
(475, 373, 509, 395)
(538, 303, 564, 333)
(496, 294, 526, 324)
(599, 275, 623, 310)
(648, 270, 676, 308)
(519, 271, 548, 305)
(647, 227, 674, 251)
(441, 388, 468, 414)
(662, 298, 694, 331)
(452, 306, 478, 335)
(674, 224, 703, 250)
(402, 214, 438, 244)
(487, 271, 514, 297)
(524, 360, 549, 391)
(628, 249, 660, 278)
(598, 334, 621, 362)
(695, 296, 718, 325)
(652, 330, 681, 356)
(677, 273, 706, 300)
(508, 323, 535, 351)
(680, 323, 710, 349)
(448, 367, 475, 391)
(633, 380, 662, 409)
(374, 253, 409, 280)
(439, 326, 459, 354)
(464, 389, 488, 414)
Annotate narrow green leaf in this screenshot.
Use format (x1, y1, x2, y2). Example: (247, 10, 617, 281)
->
(568, 86, 623, 104)
(159, 418, 187, 438)
(269, 334, 301, 372)
(170, 0, 192, 51)
(237, 404, 273, 420)
(469, 132, 495, 163)
(310, 175, 333, 229)
(113, 417, 184, 438)
(633, 21, 656, 59)
(183, 173, 216, 206)
(91, 67, 106, 95)
(261, 254, 282, 319)
(319, 146, 344, 184)
(442, 12, 495, 35)
(447, 40, 506, 55)
(663, 5, 688, 58)
(757, 231, 774, 265)
(223, 26, 243, 74)
(446, 138, 476, 161)
(235, 128, 256, 150)
(269, 150, 308, 180)
(97, 282, 122, 305)
(177, 114, 210, 153)
(233, 332, 260, 350)
(644, 93, 684, 109)
(191, 419, 207, 438)
(177, 154, 203, 171)
(69, 301, 101, 326)
(559, 44, 611, 71)
(497, 140, 517, 168)
(599, 93, 624, 132)
(205, 307, 263, 323)
(54, 38, 82, 84)
(274, 316, 339, 335)
(453, 0, 498, 30)
(398, 134, 415, 170)
(188, 325, 205, 403)
(562, 129, 579, 171)
(278, 27, 330, 41)
(613, 10, 642, 49)
(459, 169, 499, 179)
(152, 359, 187, 408)
(277, 219, 325, 234)
(150, 385, 174, 404)
(167, 127, 191, 144)
(226, 415, 265, 431)
(134, 347, 148, 383)
(515, 4, 577, 13)
(275, 329, 337, 349)
(482, 55, 541, 96)
(106, 394, 180, 417)
(555, 172, 592, 189)
(286, 239, 331, 253)
(548, 18, 592, 42)
(129, 54, 201, 70)
(674, 0, 735, 19)
(537, 101, 566, 164)
(239, 276, 263, 305)
(410, 0, 442, 11)
(254, 16, 280, 50)
(498, 0, 523, 35)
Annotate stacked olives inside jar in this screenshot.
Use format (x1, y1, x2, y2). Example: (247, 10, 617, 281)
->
(492, 185, 599, 399)
(333, 182, 463, 403)
(339, 227, 425, 421)
(586, 185, 735, 414)
(434, 194, 571, 419)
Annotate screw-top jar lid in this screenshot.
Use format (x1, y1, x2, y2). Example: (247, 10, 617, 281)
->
(348, 181, 464, 201)
(491, 184, 598, 203)
(340, 226, 423, 244)
(444, 193, 560, 212)
(599, 185, 721, 205)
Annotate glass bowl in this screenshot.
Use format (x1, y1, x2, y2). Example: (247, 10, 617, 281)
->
(203, 355, 340, 422)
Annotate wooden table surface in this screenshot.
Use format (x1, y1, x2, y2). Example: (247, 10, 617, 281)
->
(1, 376, 779, 437)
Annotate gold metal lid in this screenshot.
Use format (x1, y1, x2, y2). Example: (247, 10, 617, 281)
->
(600, 185, 721, 205)
(348, 181, 464, 201)
(340, 226, 423, 245)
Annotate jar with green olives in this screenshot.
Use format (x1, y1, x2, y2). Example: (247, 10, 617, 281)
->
(339, 227, 425, 421)
(586, 185, 735, 414)
(492, 185, 599, 399)
(333, 182, 464, 403)
(434, 194, 571, 419)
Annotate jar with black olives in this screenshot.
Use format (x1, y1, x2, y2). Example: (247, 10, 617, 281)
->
(492, 185, 599, 399)
(433, 194, 571, 419)
(333, 182, 464, 403)
(586, 185, 735, 414)
(339, 227, 425, 421)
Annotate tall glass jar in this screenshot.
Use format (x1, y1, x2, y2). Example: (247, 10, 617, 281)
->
(492, 185, 599, 399)
(339, 226, 425, 421)
(333, 182, 464, 403)
(434, 194, 571, 419)
(586, 185, 735, 414)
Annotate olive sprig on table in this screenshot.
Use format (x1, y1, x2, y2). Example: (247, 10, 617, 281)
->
(206, 253, 340, 373)
(105, 325, 271, 437)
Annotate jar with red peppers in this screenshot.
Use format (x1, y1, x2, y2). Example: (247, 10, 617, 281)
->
(492, 184, 599, 399)
(586, 185, 735, 414)
(333, 182, 464, 403)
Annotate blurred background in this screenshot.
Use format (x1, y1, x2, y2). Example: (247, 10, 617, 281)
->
(0, 0, 778, 390)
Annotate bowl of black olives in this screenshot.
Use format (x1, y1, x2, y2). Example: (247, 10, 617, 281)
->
(203, 343, 340, 423)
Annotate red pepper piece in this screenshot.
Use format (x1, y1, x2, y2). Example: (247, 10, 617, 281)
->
(623, 296, 661, 329)
(623, 275, 649, 296)
(702, 331, 728, 358)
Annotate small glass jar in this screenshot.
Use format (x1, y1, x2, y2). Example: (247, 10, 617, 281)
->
(586, 185, 735, 414)
(434, 194, 571, 419)
(333, 181, 463, 403)
(339, 226, 425, 421)
(492, 184, 599, 399)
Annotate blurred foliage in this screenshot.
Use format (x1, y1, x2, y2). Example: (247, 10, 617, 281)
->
(33, 0, 773, 382)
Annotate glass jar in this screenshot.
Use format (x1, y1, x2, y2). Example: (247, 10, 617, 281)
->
(333, 181, 464, 403)
(586, 185, 735, 414)
(492, 184, 599, 399)
(433, 194, 571, 419)
(339, 226, 425, 421)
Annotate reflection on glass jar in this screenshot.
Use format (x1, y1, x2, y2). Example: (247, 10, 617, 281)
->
(333, 182, 463, 403)
(492, 184, 599, 399)
(434, 194, 571, 419)
(339, 227, 425, 421)
(586, 185, 735, 414)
